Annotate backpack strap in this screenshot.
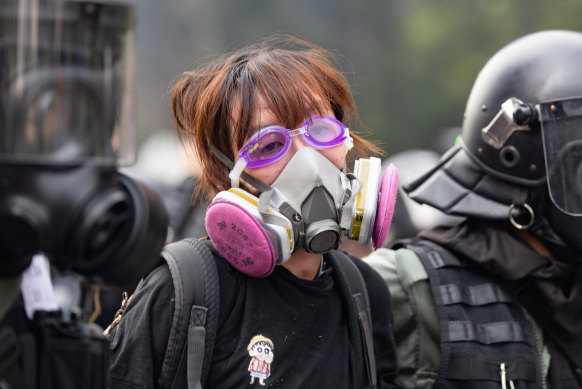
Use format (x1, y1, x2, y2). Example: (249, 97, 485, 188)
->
(333, 252, 377, 388)
(158, 238, 220, 389)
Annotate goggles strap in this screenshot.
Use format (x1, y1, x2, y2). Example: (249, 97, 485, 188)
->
(210, 144, 271, 192)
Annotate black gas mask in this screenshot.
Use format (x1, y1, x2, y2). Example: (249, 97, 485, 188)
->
(0, 0, 168, 286)
(0, 165, 168, 285)
(0, 3, 168, 388)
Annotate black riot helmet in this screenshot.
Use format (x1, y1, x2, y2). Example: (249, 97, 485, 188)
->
(0, 0, 168, 285)
(462, 30, 582, 188)
(405, 30, 582, 253)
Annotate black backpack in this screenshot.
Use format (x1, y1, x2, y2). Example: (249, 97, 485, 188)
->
(152, 237, 377, 389)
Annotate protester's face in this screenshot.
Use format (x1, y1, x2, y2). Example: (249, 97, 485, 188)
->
(233, 97, 347, 192)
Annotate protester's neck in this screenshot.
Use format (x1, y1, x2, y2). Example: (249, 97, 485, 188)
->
(282, 249, 323, 280)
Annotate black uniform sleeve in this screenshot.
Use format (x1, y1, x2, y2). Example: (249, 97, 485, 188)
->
(352, 254, 400, 389)
(107, 264, 175, 389)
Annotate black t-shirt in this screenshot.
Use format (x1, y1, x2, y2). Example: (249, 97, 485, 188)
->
(108, 248, 398, 388)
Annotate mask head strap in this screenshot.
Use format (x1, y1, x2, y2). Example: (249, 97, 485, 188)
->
(229, 158, 247, 188)
(210, 144, 271, 192)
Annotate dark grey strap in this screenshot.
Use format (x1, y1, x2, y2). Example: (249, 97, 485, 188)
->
(448, 320, 528, 344)
(187, 306, 208, 389)
(440, 283, 513, 306)
(333, 253, 377, 388)
(210, 145, 271, 192)
(184, 239, 219, 389)
(353, 292, 376, 388)
(421, 245, 464, 269)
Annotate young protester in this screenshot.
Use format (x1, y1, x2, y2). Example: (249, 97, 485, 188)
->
(365, 30, 582, 389)
(106, 35, 399, 388)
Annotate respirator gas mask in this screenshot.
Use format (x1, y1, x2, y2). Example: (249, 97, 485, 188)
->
(206, 116, 398, 277)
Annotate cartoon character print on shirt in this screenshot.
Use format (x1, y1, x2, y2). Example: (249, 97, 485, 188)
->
(247, 334, 274, 386)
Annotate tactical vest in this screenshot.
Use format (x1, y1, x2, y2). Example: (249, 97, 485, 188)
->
(407, 240, 581, 389)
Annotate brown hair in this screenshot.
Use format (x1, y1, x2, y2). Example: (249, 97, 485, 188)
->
(171, 34, 382, 200)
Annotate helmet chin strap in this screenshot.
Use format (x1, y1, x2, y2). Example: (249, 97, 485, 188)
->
(528, 216, 568, 247)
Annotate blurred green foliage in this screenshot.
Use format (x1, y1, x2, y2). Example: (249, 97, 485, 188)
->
(127, 0, 582, 157)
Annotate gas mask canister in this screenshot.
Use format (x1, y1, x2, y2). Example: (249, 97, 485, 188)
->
(205, 147, 398, 277)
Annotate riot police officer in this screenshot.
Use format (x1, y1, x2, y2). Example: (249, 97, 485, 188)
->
(366, 30, 582, 389)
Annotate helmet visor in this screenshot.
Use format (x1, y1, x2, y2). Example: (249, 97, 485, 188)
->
(0, 0, 136, 166)
(539, 97, 582, 215)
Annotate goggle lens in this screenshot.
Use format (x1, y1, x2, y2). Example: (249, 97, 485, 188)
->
(246, 129, 289, 165)
(305, 116, 345, 144)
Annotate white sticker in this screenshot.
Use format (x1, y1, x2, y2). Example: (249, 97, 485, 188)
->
(20, 254, 59, 319)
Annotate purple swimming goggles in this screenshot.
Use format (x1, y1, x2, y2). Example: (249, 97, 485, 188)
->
(229, 115, 353, 187)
